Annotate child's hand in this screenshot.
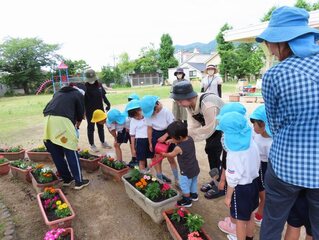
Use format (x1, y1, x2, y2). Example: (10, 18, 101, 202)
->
(165, 139, 173, 144)
(161, 152, 168, 157)
(149, 143, 153, 152)
(224, 196, 231, 208)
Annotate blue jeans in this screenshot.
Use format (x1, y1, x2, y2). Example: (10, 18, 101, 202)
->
(260, 162, 319, 240)
(179, 175, 198, 195)
(44, 140, 83, 184)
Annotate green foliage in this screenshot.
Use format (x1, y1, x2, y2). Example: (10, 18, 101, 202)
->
(134, 44, 159, 73)
(185, 213, 204, 232)
(171, 208, 185, 223)
(216, 24, 234, 52)
(101, 156, 126, 170)
(100, 65, 122, 86)
(30, 145, 47, 152)
(117, 52, 135, 76)
(0, 146, 23, 152)
(10, 159, 33, 169)
(158, 34, 179, 79)
(0, 37, 60, 94)
(129, 168, 141, 182)
(145, 182, 161, 200)
(32, 165, 55, 183)
(0, 157, 8, 164)
(63, 59, 89, 76)
(295, 0, 312, 11)
(55, 203, 72, 218)
(313, 1, 319, 10)
(261, 6, 276, 22)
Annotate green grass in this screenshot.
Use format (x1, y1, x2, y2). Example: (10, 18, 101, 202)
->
(0, 223, 4, 237)
(0, 82, 236, 143)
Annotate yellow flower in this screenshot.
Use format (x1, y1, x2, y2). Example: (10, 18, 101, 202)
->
(56, 200, 62, 205)
(58, 205, 63, 210)
(151, 177, 157, 182)
(61, 203, 68, 209)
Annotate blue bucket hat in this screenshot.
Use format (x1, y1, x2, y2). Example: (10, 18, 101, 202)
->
(216, 103, 246, 120)
(125, 99, 141, 112)
(216, 112, 252, 152)
(128, 93, 140, 101)
(256, 6, 319, 58)
(140, 95, 160, 118)
(250, 105, 272, 137)
(107, 109, 126, 125)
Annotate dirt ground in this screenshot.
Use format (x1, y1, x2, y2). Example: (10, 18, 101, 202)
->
(0, 97, 265, 240)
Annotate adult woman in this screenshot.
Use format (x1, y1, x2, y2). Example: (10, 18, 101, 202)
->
(172, 68, 188, 123)
(84, 69, 112, 152)
(170, 81, 225, 199)
(201, 64, 223, 97)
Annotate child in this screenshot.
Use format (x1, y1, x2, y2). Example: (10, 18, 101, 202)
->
(217, 112, 260, 240)
(91, 109, 129, 163)
(250, 104, 272, 226)
(140, 95, 179, 184)
(127, 100, 152, 170)
(284, 190, 312, 240)
(162, 121, 200, 207)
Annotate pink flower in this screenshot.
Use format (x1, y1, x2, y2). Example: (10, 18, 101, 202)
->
(187, 231, 203, 240)
(161, 183, 171, 191)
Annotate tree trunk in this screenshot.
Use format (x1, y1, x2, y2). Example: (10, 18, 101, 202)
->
(23, 82, 30, 95)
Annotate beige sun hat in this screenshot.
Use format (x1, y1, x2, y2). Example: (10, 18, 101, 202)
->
(85, 69, 98, 84)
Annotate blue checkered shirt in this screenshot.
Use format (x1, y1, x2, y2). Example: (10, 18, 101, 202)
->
(262, 53, 319, 188)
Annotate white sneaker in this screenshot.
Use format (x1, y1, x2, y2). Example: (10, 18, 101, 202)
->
(101, 142, 112, 149)
(227, 234, 237, 240)
(90, 144, 99, 152)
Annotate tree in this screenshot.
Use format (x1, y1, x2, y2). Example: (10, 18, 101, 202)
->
(134, 44, 159, 73)
(261, 6, 276, 22)
(158, 34, 178, 79)
(117, 52, 135, 76)
(295, 0, 312, 11)
(313, 1, 319, 10)
(100, 65, 122, 86)
(216, 24, 235, 80)
(0, 37, 60, 94)
(63, 59, 90, 76)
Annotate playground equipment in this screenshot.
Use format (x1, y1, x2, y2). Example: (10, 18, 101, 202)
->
(35, 62, 87, 95)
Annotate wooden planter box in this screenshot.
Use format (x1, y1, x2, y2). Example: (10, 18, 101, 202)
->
(79, 156, 101, 173)
(0, 149, 25, 160)
(37, 188, 76, 229)
(98, 161, 129, 181)
(0, 162, 10, 175)
(30, 172, 60, 193)
(27, 151, 52, 162)
(163, 209, 212, 240)
(229, 95, 240, 102)
(9, 165, 32, 183)
(122, 174, 180, 223)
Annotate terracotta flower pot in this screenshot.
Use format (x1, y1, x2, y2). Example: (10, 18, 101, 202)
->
(79, 156, 101, 173)
(27, 151, 52, 162)
(0, 149, 26, 160)
(30, 171, 61, 193)
(37, 188, 76, 229)
(163, 208, 212, 240)
(242, 96, 257, 103)
(122, 174, 180, 223)
(9, 165, 32, 183)
(229, 95, 240, 102)
(98, 161, 129, 181)
(0, 162, 10, 175)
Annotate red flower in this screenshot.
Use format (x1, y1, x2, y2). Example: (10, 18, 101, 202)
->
(177, 208, 185, 218)
(161, 183, 171, 191)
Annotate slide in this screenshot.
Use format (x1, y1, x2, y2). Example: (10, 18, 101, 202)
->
(36, 79, 52, 95)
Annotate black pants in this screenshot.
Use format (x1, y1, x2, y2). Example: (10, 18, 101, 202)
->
(86, 111, 105, 145)
(205, 130, 223, 175)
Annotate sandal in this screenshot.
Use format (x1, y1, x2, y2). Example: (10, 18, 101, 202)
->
(204, 186, 225, 199)
(200, 182, 214, 192)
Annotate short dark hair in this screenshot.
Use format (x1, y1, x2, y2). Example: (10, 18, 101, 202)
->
(250, 118, 265, 128)
(167, 120, 188, 140)
(128, 108, 141, 118)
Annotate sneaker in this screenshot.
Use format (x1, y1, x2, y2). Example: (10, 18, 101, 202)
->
(177, 197, 192, 207)
(127, 159, 139, 168)
(63, 179, 75, 187)
(254, 212, 262, 226)
(74, 179, 90, 190)
(90, 144, 99, 152)
(162, 174, 172, 183)
(227, 234, 237, 240)
(101, 142, 112, 149)
(190, 193, 199, 201)
(218, 219, 236, 236)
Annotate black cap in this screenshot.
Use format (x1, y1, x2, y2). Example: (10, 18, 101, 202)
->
(170, 81, 198, 100)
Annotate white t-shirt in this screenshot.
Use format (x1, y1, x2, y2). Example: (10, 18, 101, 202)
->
(107, 118, 130, 132)
(146, 107, 175, 131)
(129, 118, 148, 138)
(253, 134, 272, 163)
(226, 140, 260, 188)
(201, 75, 223, 95)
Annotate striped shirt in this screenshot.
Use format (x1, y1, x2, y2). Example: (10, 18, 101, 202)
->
(262, 53, 319, 188)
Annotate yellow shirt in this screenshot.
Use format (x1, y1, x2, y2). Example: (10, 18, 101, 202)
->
(43, 116, 78, 150)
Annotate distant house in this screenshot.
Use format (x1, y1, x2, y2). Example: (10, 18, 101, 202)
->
(168, 51, 220, 84)
(129, 72, 163, 87)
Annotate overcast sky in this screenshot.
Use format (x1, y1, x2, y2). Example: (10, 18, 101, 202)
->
(0, 0, 317, 70)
